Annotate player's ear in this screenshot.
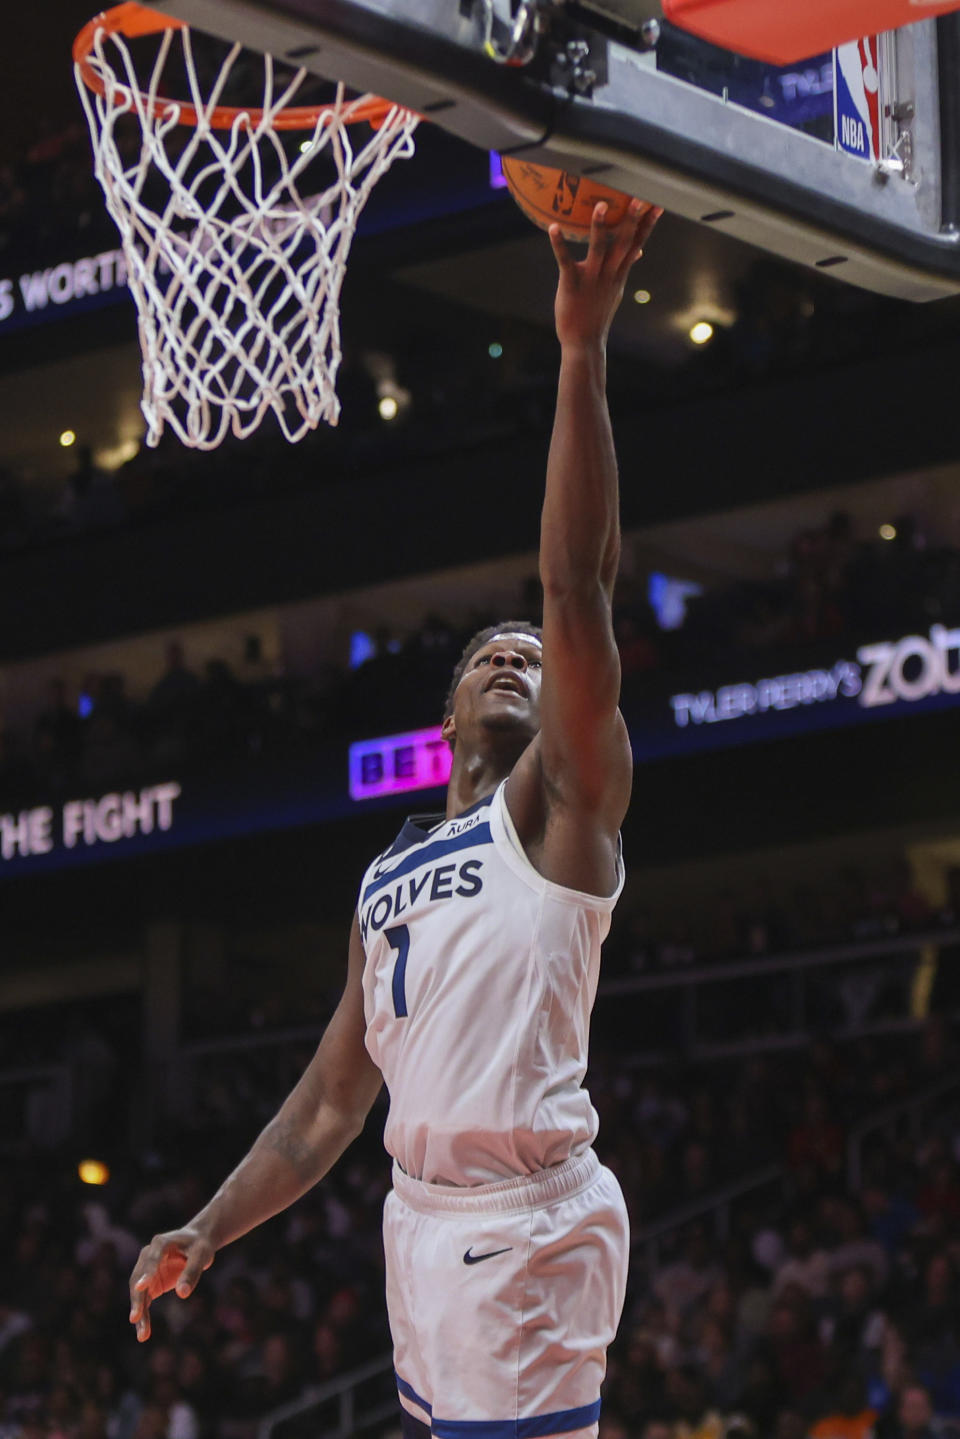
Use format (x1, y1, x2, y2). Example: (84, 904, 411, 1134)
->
(441, 713, 456, 746)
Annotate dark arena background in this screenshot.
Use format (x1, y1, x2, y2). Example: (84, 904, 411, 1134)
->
(4, 4, 960, 1439)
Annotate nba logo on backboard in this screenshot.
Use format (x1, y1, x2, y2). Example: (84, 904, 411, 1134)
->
(834, 37, 881, 161)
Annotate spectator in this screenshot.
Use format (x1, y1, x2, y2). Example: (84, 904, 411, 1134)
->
(821, 1265, 885, 1370)
(599, 1416, 634, 1439)
(775, 1411, 810, 1439)
(916, 1163, 960, 1227)
(149, 643, 200, 716)
(615, 612, 659, 678)
(665, 1367, 726, 1439)
(56, 447, 125, 533)
(694, 1316, 744, 1411)
(823, 1199, 889, 1289)
(876, 1384, 944, 1439)
(810, 1375, 878, 1439)
(74, 1202, 140, 1270)
(788, 1090, 845, 1179)
(642, 1424, 675, 1439)
(32, 679, 81, 791)
(654, 1224, 724, 1323)
(774, 1220, 831, 1301)
(764, 1296, 827, 1406)
(80, 685, 142, 789)
(147, 643, 200, 763)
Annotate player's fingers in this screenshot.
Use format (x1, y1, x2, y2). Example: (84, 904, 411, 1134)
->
(130, 1274, 153, 1338)
(586, 201, 613, 269)
(614, 204, 663, 281)
(606, 197, 646, 271)
(129, 1264, 152, 1320)
(639, 203, 663, 243)
(175, 1247, 212, 1299)
(548, 222, 575, 271)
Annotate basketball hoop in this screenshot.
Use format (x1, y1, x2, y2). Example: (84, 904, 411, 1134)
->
(74, 3, 420, 448)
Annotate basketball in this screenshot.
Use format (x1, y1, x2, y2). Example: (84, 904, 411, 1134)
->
(500, 157, 649, 243)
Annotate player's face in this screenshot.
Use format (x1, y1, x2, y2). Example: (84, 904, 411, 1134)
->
(445, 635, 543, 749)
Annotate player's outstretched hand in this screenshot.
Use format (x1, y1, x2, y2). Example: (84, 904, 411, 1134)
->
(128, 1227, 215, 1342)
(549, 198, 662, 351)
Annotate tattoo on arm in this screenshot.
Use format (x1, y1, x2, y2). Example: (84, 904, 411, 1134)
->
(264, 1116, 317, 1178)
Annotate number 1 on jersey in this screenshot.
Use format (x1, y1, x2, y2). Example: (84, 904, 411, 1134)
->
(385, 925, 410, 1017)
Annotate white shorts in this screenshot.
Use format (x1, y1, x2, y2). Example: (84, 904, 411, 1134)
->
(383, 1148, 630, 1439)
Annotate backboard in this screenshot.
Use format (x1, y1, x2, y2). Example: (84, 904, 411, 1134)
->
(146, 0, 960, 300)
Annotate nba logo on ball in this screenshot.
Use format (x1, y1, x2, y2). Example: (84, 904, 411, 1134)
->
(834, 37, 881, 161)
(499, 157, 648, 244)
(553, 173, 580, 218)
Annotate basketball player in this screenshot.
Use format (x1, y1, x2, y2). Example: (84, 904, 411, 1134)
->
(128, 196, 662, 1438)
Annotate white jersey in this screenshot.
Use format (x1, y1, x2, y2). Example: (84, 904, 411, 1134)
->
(359, 780, 624, 1187)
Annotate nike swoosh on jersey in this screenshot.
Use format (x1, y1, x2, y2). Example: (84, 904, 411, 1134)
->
(463, 1246, 513, 1265)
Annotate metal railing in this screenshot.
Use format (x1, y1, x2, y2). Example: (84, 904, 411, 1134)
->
(847, 1071, 960, 1190)
(182, 1026, 326, 1057)
(258, 1351, 396, 1439)
(632, 1161, 783, 1273)
(597, 927, 959, 1058)
(170, 929, 959, 1122)
(630, 1068, 960, 1273)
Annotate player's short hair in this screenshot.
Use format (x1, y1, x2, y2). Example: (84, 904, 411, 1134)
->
(442, 620, 543, 739)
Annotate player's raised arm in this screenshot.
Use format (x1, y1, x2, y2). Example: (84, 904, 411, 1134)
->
(128, 914, 381, 1342)
(537, 200, 661, 829)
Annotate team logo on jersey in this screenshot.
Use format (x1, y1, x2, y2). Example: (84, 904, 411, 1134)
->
(360, 858, 485, 943)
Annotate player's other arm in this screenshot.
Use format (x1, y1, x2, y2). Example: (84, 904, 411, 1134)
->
(537, 202, 661, 819)
(129, 914, 380, 1342)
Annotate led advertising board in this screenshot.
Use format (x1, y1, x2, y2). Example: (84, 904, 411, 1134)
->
(348, 725, 452, 801)
(3, 624, 960, 877)
(0, 783, 182, 866)
(659, 623, 960, 758)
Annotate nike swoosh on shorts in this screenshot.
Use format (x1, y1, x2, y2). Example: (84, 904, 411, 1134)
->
(463, 1246, 513, 1265)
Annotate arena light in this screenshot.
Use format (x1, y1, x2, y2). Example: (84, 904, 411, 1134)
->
(879, 523, 897, 540)
(689, 320, 714, 345)
(378, 395, 399, 421)
(78, 1158, 110, 1186)
(633, 289, 652, 304)
(59, 429, 77, 447)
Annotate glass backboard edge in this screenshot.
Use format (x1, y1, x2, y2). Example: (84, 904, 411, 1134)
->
(153, 0, 960, 300)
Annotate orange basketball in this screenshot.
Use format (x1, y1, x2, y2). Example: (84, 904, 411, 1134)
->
(500, 157, 647, 243)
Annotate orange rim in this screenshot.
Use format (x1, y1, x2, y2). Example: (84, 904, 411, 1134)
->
(74, 1, 401, 130)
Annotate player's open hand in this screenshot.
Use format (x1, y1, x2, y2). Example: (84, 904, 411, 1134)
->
(549, 198, 662, 351)
(128, 1226, 215, 1342)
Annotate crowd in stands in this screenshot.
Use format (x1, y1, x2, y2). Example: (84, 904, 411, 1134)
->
(596, 1021, 960, 1439)
(604, 856, 959, 975)
(0, 120, 105, 272)
(0, 618, 474, 804)
(1, 996, 958, 1439)
(2, 505, 959, 807)
(644, 511, 960, 678)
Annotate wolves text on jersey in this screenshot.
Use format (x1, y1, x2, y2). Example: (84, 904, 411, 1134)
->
(360, 859, 484, 944)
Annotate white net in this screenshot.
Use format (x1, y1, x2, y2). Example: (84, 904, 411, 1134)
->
(75, 13, 419, 449)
